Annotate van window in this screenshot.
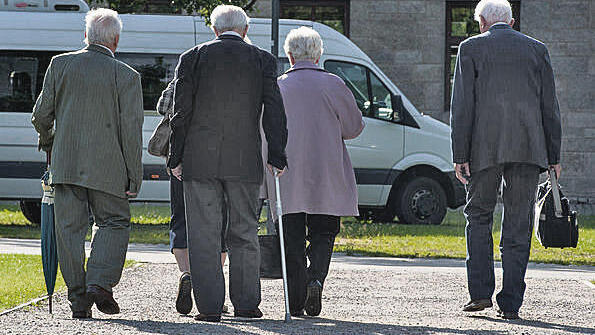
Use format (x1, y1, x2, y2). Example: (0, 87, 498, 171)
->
(0, 52, 53, 113)
(324, 61, 370, 116)
(116, 53, 178, 111)
(324, 60, 400, 122)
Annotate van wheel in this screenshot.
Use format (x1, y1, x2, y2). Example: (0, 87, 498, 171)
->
(394, 177, 446, 225)
(19, 200, 42, 226)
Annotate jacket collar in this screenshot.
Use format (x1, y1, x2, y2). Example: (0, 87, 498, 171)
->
(286, 61, 323, 73)
(217, 34, 244, 42)
(85, 44, 115, 58)
(489, 23, 512, 32)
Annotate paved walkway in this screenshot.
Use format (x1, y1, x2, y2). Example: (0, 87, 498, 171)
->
(1, 238, 594, 334)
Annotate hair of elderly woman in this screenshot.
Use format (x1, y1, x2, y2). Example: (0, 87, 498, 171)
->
(210, 5, 249, 33)
(85, 8, 122, 46)
(474, 0, 512, 24)
(284, 27, 324, 62)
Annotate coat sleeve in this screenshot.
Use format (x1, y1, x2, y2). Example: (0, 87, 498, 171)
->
(118, 70, 144, 194)
(168, 50, 197, 169)
(450, 41, 476, 164)
(31, 58, 56, 152)
(539, 47, 562, 165)
(330, 77, 365, 140)
(156, 79, 175, 117)
(262, 53, 288, 170)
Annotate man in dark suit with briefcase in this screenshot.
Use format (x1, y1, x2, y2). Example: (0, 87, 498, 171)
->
(450, 0, 561, 319)
(168, 5, 288, 322)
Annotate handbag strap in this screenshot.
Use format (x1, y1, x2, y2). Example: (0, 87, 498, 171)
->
(549, 168, 563, 218)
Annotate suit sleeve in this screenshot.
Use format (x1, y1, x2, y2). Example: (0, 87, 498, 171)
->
(31, 58, 56, 152)
(118, 71, 144, 194)
(450, 42, 475, 164)
(540, 47, 562, 165)
(331, 77, 365, 140)
(261, 54, 288, 169)
(168, 50, 196, 169)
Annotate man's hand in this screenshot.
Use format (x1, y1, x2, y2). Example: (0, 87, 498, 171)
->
(549, 164, 562, 179)
(267, 164, 286, 177)
(172, 163, 183, 181)
(125, 191, 137, 198)
(455, 162, 471, 185)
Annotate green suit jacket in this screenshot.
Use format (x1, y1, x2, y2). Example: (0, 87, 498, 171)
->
(32, 44, 144, 198)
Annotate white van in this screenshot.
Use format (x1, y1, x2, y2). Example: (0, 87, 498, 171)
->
(0, 1, 465, 225)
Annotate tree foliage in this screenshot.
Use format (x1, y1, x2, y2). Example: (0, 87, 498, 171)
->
(93, 0, 257, 24)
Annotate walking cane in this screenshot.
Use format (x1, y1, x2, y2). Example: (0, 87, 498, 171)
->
(274, 169, 292, 323)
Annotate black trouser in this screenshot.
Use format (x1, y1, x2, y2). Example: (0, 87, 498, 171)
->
(282, 213, 340, 313)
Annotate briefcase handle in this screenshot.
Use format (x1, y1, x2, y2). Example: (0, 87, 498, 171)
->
(549, 167, 563, 218)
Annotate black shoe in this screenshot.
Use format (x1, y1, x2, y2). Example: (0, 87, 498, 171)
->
(195, 313, 221, 322)
(497, 309, 520, 320)
(462, 299, 493, 312)
(305, 280, 323, 316)
(290, 309, 305, 317)
(234, 308, 263, 318)
(72, 310, 92, 319)
(176, 272, 193, 315)
(87, 285, 120, 315)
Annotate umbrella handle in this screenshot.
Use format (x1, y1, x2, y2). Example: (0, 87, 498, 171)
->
(49, 295, 52, 314)
(46, 151, 51, 167)
(274, 169, 291, 323)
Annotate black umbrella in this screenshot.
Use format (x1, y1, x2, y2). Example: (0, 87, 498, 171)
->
(40, 152, 57, 313)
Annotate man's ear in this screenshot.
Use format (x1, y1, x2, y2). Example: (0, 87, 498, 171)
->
(509, 18, 515, 27)
(213, 27, 220, 37)
(241, 25, 249, 38)
(113, 35, 120, 50)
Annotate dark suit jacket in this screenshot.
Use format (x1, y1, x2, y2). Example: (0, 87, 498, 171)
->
(32, 44, 144, 197)
(450, 24, 561, 172)
(168, 34, 287, 184)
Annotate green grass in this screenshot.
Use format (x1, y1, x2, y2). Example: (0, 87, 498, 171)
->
(0, 253, 135, 312)
(1, 203, 593, 266)
(336, 211, 595, 266)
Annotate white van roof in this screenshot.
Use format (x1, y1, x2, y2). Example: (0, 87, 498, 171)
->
(0, 0, 88, 12)
(0, 11, 372, 63)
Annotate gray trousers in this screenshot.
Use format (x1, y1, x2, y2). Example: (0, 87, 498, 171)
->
(464, 163, 540, 313)
(54, 184, 131, 312)
(184, 179, 261, 315)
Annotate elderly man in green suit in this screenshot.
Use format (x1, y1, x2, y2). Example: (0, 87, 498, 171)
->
(31, 8, 143, 319)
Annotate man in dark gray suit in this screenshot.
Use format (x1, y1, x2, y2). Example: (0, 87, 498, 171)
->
(450, 0, 561, 320)
(32, 8, 143, 319)
(169, 5, 287, 322)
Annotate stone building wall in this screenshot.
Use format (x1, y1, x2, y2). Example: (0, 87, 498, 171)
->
(251, 0, 594, 203)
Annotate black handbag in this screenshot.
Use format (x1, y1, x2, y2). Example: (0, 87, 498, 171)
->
(259, 234, 282, 279)
(534, 169, 579, 248)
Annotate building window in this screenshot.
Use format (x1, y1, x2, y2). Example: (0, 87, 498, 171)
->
(445, 1, 520, 112)
(280, 1, 350, 36)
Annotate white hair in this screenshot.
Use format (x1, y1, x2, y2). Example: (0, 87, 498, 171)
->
(474, 0, 513, 24)
(283, 27, 324, 62)
(210, 5, 249, 33)
(85, 8, 122, 46)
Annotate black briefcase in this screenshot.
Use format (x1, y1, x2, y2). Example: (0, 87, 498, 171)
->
(534, 169, 579, 248)
(258, 235, 282, 279)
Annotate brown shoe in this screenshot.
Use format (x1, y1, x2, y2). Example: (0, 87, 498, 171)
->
(87, 285, 120, 315)
(462, 299, 493, 312)
(195, 313, 221, 322)
(234, 308, 263, 318)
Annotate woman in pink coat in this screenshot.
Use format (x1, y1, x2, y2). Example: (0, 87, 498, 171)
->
(268, 26, 364, 317)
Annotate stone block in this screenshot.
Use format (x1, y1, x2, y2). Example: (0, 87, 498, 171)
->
(551, 57, 589, 76)
(552, 0, 590, 16)
(426, 0, 445, 18)
(562, 138, 595, 153)
(422, 82, 443, 110)
(412, 64, 442, 82)
(548, 42, 593, 57)
(398, 1, 426, 14)
(393, 50, 422, 63)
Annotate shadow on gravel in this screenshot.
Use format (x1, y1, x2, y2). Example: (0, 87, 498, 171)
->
(104, 316, 512, 335)
(470, 315, 595, 334)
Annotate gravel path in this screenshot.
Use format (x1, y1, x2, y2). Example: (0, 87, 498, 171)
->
(1, 257, 594, 335)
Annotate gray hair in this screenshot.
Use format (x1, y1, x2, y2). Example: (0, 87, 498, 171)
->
(85, 8, 122, 46)
(210, 5, 249, 33)
(283, 27, 324, 62)
(474, 0, 513, 25)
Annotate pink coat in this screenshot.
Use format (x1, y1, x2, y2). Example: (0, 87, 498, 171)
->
(264, 61, 365, 217)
